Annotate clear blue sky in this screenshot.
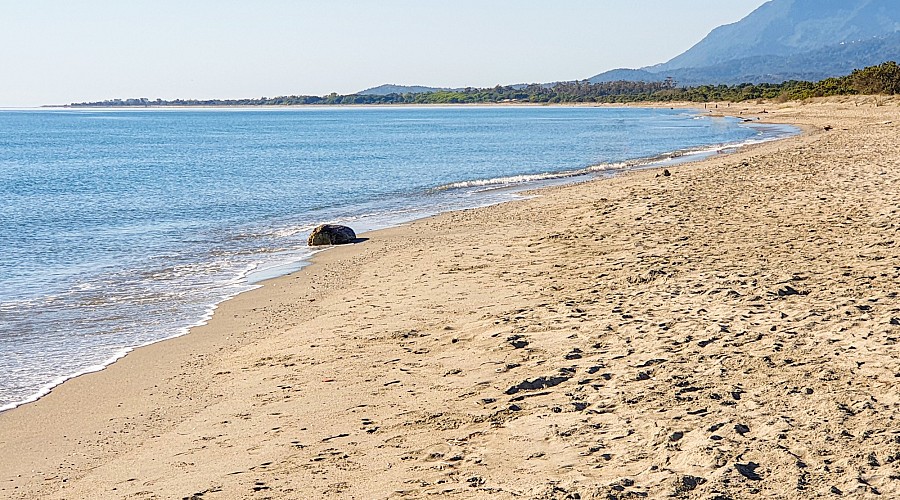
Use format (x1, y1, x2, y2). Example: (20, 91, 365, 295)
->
(0, 1, 768, 107)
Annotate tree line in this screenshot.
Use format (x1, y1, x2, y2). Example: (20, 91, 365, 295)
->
(67, 61, 900, 108)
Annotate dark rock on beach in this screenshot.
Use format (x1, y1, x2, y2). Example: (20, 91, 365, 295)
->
(307, 224, 357, 246)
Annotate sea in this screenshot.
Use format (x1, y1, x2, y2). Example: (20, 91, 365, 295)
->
(0, 106, 797, 411)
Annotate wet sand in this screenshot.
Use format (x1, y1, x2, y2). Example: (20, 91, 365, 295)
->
(1, 98, 898, 499)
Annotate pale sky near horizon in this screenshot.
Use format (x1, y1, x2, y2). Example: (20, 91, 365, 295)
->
(0, 1, 769, 107)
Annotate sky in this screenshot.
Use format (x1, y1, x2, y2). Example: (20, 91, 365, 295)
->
(0, 1, 769, 107)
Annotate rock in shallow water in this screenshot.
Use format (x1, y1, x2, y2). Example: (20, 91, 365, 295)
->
(307, 224, 357, 246)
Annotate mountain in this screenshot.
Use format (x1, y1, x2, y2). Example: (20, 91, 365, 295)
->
(668, 32, 900, 85)
(358, 84, 450, 95)
(587, 68, 665, 83)
(656, 0, 900, 72)
(590, 0, 900, 85)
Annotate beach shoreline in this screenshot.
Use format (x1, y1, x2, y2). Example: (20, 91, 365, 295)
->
(2, 98, 898, 499)
(0, 105, 792, 416)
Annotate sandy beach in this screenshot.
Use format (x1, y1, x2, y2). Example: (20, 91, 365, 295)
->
(1, 98, 898, 499)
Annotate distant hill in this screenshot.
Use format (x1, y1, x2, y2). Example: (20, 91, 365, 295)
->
(358, 84, 450, 95)
(357, 83, 543, 95)
(590, 0, 900, 85)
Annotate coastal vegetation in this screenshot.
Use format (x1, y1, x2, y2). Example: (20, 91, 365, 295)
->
(67, 61, 900, 108)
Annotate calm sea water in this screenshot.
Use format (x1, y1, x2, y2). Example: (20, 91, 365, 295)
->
(0, 106, 795, 410)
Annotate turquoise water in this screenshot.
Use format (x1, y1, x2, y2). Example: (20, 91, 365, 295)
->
(0, 106, 795, 410)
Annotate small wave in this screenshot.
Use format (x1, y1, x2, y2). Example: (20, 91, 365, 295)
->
(428, 154, 680, 193)
(429, 123, 798, 195)
(228, 224, 320, 241)
(0, 282, 260, 414)
(429, 163, 629, 193)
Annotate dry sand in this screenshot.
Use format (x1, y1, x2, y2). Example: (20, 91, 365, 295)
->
(1, 99, 899, 499)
